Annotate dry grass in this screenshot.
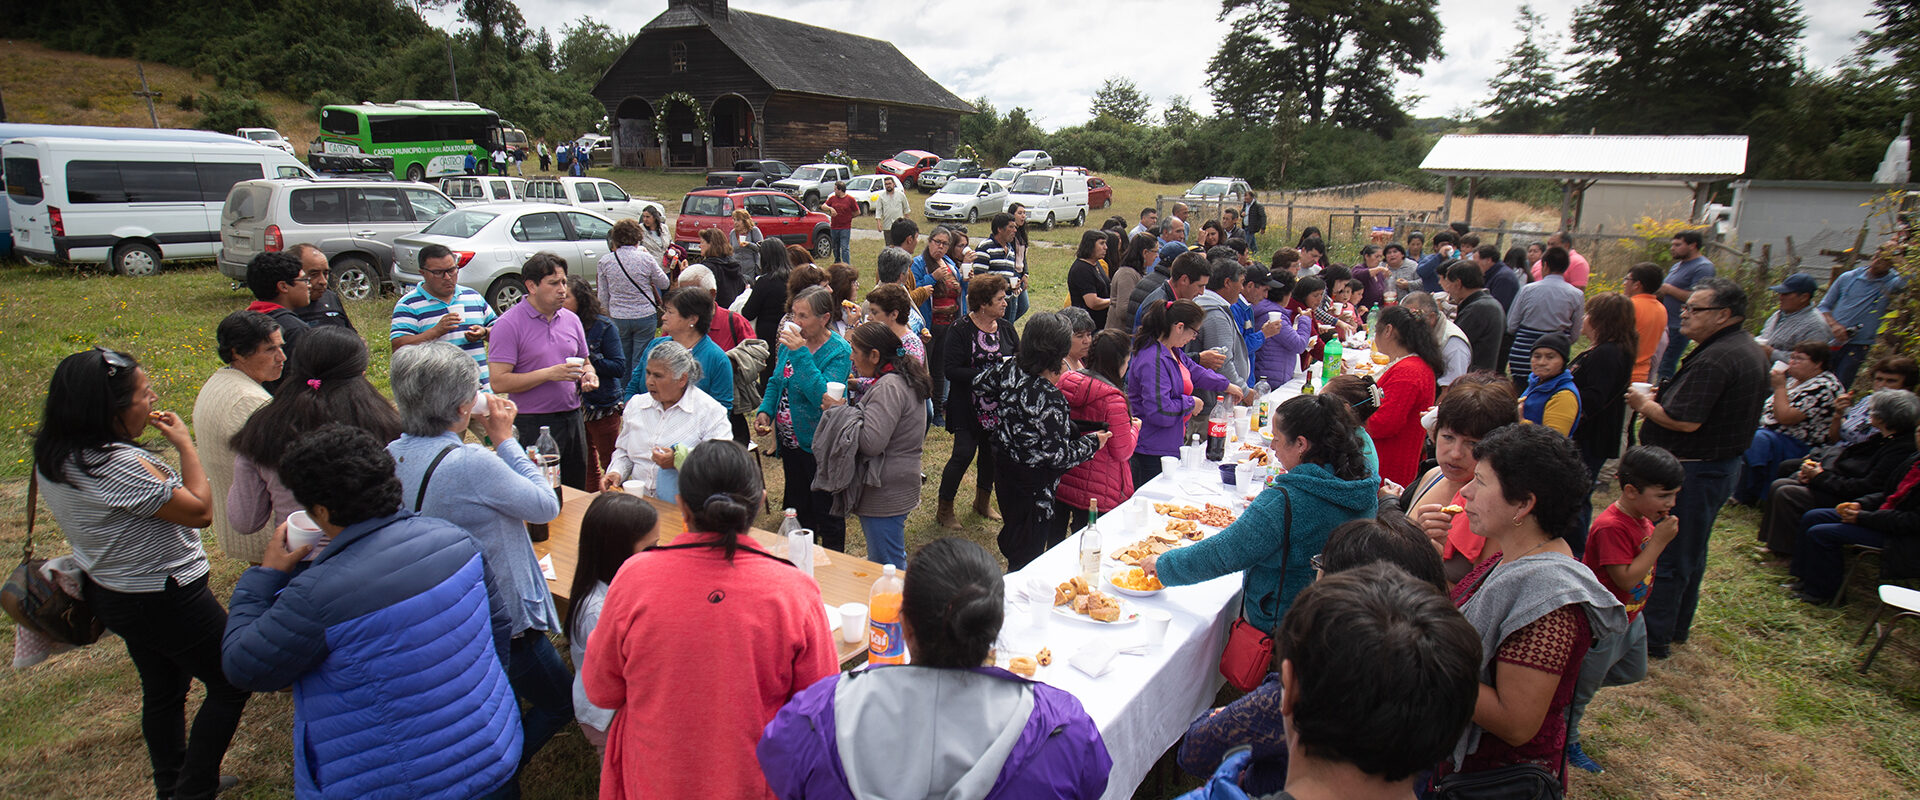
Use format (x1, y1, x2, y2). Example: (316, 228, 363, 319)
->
(0, 41, 319, 145)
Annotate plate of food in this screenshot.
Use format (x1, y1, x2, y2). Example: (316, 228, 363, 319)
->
(1051, 576, 1139, 624)
(1108, 567, 1164, 597)
(1110, 530, 1190, 566)
(1152, 501, 1239, 529)
(1237, 443, 1273, 467)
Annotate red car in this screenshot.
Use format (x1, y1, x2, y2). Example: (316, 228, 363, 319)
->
(675, 189, 833, 259)
(877, 150, 941, 184)
(1087, 176, 1113, 210)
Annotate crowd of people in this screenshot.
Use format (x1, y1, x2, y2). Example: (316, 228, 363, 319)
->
(25, 191, 1913, 799)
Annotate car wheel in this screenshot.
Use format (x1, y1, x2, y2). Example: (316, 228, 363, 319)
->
(1041, 214, 1056, 231)
(803, 192, 821, 210)
(406, 163, 426, 183)
(967, 207, 979, 224)
(813, 232, 833, 260)
(20, 254, 52, 267)
(333, 256, 378, 302)
(752, 180, 767, 188)
(486, 276, 525, 313)
(1074, 209, 1086, 226)
(113, 241, 162, 277)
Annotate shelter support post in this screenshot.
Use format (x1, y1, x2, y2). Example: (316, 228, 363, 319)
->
(1464, 178, 1479, 225)
(1559, 181, 1574, 232)
(1688, 182, 1712, 223)
(1442, 177, 1455, 221)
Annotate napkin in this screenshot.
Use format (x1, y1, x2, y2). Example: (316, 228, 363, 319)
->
(1069, 639, 1120, 678)
(539, 554, 555, 581)
(823, 602, 840, 633)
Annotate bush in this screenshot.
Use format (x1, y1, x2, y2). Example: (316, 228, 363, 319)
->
(196, 92, 277, 133)
(175, 91, 196, 111)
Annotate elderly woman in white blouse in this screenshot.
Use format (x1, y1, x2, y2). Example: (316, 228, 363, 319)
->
(600, 339, 731, 501)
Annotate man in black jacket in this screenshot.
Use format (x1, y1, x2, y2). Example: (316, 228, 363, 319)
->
(1240, 189, 1266, 253)
(1441, 259, 1503, 373)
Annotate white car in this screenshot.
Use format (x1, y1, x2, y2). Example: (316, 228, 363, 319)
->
(237, 127, 297, 156)
(391, 203, 619, 311)
(987, 167, 1025, 184)
(772, 163, 853, 209)
(924, 178, 1009, 224)
(1005, 168, 1089, 230)
(524, 177, 662, 222)
(1007, 150, 1053, 170)
(1183, 176, 1253, 202)
(440, 175, 528, 206)
(844, 174, 890, 214)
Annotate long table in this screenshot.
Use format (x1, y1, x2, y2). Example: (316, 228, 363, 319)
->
(532, 486, 886, 667)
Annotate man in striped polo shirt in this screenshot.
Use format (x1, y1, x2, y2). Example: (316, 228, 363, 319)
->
(391, 243, 496, 387)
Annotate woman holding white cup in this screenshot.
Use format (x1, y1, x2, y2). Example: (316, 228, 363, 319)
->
(602, 340, 730, 503)
(755, 286, 854, 550)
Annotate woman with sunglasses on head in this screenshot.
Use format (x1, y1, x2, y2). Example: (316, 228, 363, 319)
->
(34, 348, 250, 800)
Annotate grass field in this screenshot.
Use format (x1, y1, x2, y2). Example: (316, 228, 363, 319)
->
(3, 163, 1918, 798)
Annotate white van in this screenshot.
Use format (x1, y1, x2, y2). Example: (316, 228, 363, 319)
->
(1005, 168, 1090, 230)
(4, 137, 312, 275)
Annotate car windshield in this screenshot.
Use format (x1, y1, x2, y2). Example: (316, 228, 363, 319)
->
(991, 168, 1022, 181)
(889, 151, 919, 164)
(421, 209, 498, 238)
(933, 159, 968, 171)
(1009, 174, 1054, 195)
(732, 160, 761, 171)
(1014, 151, 1041, 159)
(791, 167, 825, 181)
(247, 130, 283, 142)
(943, 180, 985, 195)
(1189, 182, 1228, 197)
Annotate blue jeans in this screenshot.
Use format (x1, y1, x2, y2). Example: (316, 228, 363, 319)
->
(1657, 328, 1689, 383)
(860, 513, 909, 569)
(612, 315, 657, 383)
(1790, 508, 1884, 600)
(1832, 343, 1872, 387)
(505, 631, 574, 776)
(831, 228, 852, 264)
(1736, 429, 1811, 506)
(1642, 456, 1739, 654)
(1007, 287, 1030, 323)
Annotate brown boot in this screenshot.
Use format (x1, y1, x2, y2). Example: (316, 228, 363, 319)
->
(974, 488, 1002, 521)
(936, 500, 961, 530)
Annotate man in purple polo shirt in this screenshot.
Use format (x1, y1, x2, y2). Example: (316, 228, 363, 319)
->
(488, 253, 599, 489)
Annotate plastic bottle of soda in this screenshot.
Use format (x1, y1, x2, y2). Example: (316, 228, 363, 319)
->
(1251, 379, 1271, 430)
(1322, 338, 1343, 384)
(776, 508, 800, 558)
(1206, 394, 1229, 461)
(867, 564, 907, 665)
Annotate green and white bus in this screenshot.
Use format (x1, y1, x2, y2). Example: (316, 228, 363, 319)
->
(314, 100, 502, 182)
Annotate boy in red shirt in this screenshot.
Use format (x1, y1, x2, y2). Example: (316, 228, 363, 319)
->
(1567, 445, 1683, 773)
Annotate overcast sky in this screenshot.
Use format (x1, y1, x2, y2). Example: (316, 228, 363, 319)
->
(440, 0, 1879, 128)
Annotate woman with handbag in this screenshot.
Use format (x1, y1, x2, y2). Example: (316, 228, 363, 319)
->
(1436, 424, 1626, 797)
(33, 348, 249, 800)
(1141, 394, 1378, 644)
(597, 218, 670, 371)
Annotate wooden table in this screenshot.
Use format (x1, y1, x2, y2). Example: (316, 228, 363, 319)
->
(533, 487, 881, 666)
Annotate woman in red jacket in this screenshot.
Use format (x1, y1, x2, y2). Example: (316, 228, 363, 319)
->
(1057, 329, 1137, 533)
(1366, 306, 1442, 486)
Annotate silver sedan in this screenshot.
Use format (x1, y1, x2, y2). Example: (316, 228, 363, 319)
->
(391, 202, 618, 312)
(923, 179, 1009, 224)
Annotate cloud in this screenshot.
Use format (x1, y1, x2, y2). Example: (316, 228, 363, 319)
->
(435, 0, 1878, 128)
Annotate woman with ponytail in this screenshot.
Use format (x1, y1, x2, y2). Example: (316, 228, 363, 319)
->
(816, 322, 932, 568)
(228, 326, 401, 561)
(1366, 305, 1442, 486)
(760, 537, 1113, 799)
(1127, 298, 1230, 486)
(584, 440, 838, 800)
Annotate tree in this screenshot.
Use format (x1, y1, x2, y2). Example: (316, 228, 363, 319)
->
(1205, 0, 1443, 133)
(1089, 76, 1151, 123)
(1566, 0, 1804, 134)
(1482, 4, 1564, 133)
(460, 0, 525, 61)
(555, 21, 626, 87)
(1860, 0, 1920, 92)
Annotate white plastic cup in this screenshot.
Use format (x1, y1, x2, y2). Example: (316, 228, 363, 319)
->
(1236, 462, 1257, 494)
(781, 320, 801, 337)
(565, 356, 586, 369)
(622, 479, 649, 496)
(470, 389, 491, 416)
(1772, 360, 1789, 373)
(1267, 311, 1281, 324)
(1142, 608, 1172, 648)
(1162, 455, 1181, 476)
(285, 510, 323, 551)
(825, 382, 847, 401)
(839, 602, 868, 644)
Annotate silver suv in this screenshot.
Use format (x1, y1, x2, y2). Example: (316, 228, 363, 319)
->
(218, 178, 457, 300)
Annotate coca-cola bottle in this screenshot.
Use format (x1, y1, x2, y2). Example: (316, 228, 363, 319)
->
(1206, 394, 1229, 461)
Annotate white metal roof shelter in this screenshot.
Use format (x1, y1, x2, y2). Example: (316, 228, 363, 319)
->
(1419, 134, 1749, 229)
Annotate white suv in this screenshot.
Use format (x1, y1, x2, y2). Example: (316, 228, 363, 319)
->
(772, 163, 853, 210)
(1183, 177, 1253, 201)
(524, 177, 662, 222)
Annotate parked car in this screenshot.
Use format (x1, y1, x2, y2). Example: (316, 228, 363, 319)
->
(986, 167, 1025, 185)
(440, 175, 528, 206)
(1087, 176, 1113, 210)
(1005, 168, 1090, 230)
(916, 158, 986, 192)
(1183, 176, 1253, 202)
(576, 134, 613, 162)
(1007, 150, 1053, 171)
(924, 178, 1009, 224)
(499, 124, 530, 159)
(845, 174, 891, 214)
(4, 136, 313, 275)
(877, 149, 941, 185)
(674, 188, 832, 260)
(391, 203, 618, 311)
(218, 178, 457, 300)
(772, 163, 853, 209)
(523, 177, 662, 222)
(706, 159, 794, 188)
(236, 128, 298, 156)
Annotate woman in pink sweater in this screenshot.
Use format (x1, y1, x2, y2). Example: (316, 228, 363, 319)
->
(583, 440, 839, 799)
(1057, 329, 1137, 531)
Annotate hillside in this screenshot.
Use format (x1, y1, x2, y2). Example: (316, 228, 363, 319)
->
(0, 41, 317, 146)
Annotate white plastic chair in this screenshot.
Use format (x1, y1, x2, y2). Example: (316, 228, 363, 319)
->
(1856, 584, 1920, 674)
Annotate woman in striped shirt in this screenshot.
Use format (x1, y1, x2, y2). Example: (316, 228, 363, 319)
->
(34, 348, 249, 800)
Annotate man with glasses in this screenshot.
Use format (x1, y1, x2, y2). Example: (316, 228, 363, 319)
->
(391, 243, 496, 387)
(1626, 277, 1768, 659)
(289, 244, 356, 331)
(244, 250, 313, 363)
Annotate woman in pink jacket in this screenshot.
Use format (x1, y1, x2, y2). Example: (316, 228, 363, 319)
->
(1057, 329, 1136, 532)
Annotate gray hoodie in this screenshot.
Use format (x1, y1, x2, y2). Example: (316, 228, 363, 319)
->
(1192, 290, 1248, 391)
(837, 668, 1035, 800)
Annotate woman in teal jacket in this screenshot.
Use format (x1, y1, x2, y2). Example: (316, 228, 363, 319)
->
(1143, 393, 1380, 632)
(755, 285, 853, 549)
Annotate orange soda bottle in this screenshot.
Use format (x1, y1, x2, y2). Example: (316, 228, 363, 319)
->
(867, 564, 907, 665)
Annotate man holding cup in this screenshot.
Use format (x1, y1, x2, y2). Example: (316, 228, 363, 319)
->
(391, 244, 496, 386)
(489, 254, 599, 490)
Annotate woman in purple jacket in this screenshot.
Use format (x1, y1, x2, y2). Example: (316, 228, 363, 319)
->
(1127, 299, 1229, 487)
(1249, 270, 1312, 387)
(758, 537, 1111, 800)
